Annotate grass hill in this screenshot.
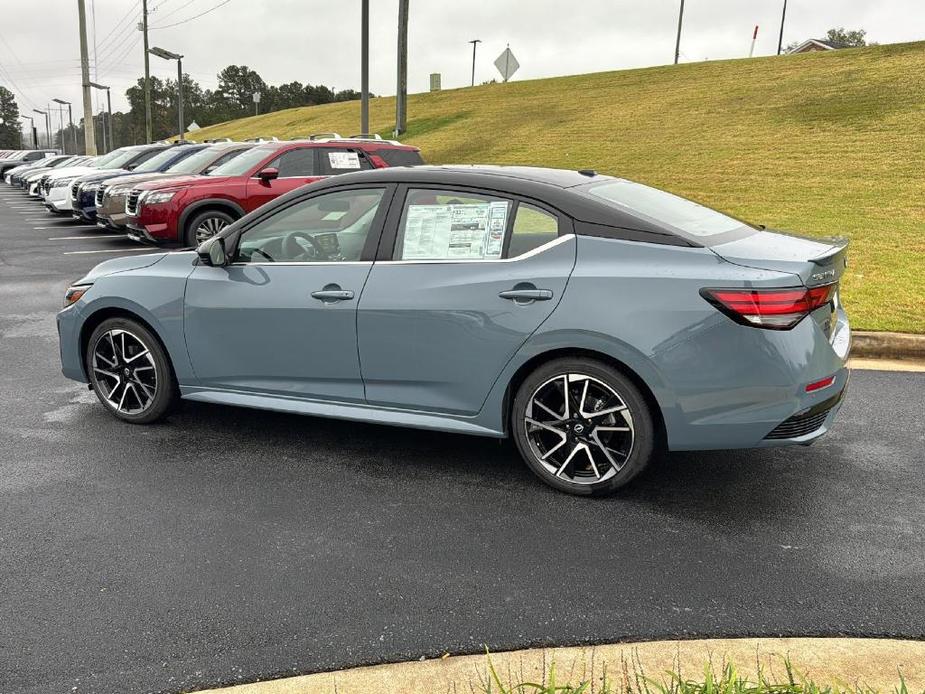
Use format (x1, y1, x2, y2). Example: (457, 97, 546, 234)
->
(191, 42, 925, 333)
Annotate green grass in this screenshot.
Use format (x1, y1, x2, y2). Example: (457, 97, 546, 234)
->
(191, 42, 925, 333)
(476, 653, 917, 694)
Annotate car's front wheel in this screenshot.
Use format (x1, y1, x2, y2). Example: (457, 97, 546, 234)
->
(184, 209, 235, 247)
(86, 317, 178, 424)
(512, 358, 656, 495)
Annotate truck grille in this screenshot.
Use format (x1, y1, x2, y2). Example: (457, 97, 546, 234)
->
(95, 185, 106, 207)
(764, 390, 844, 440)
(70, 181, 81, 201)
(126, 189, 142, 216)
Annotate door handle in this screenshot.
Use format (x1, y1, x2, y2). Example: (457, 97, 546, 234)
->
(499, 288, 553, 302)
(311, 288, 355, 302)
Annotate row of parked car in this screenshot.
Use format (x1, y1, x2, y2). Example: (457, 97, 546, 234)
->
(2, 135, 424, 246)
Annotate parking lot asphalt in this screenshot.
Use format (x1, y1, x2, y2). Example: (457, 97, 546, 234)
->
(0, 188, 923, 694)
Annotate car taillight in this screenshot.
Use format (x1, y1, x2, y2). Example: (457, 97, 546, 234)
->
(700, 284, 837, 330)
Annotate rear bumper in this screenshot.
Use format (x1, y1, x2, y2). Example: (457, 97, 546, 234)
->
(664, 307, 851, 451)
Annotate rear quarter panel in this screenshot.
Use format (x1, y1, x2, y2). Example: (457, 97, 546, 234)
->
(478, 235, 833, 449)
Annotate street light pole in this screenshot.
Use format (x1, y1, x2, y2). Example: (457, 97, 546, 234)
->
(21, 115, 36, 149)
(360, 0, 369, 135)
(777, 0, 788, 55)
(89, 82, 113, 153)
(468, 39, 481, 87)
(33, 109, 49, 149)
(53, 98, 75, 154)
(674, 0, 685, 65)
(149, 47, 185, 138)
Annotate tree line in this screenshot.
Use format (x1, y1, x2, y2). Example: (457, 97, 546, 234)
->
(1, 64, 365, 151)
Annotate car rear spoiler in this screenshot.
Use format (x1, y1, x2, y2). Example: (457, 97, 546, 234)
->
(809, 237, 849, 266)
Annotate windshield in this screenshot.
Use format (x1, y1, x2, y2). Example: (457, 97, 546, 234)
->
(92, 149, 130, 169)
(585, 179, 750, 238)
(99, 148, 146, 170)
(132, 147, 187, 173)
(168, 146, 230, 175)
(208, 145, 276, 177)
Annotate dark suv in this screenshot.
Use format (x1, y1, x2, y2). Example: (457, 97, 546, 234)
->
(124, 135, 424, 245)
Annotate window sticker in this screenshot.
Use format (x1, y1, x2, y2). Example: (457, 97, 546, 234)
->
(402, 202, 508, 260)
(328, 151, 361, 170)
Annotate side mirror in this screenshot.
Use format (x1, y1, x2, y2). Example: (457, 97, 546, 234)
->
(257, 167, 279, 182)
(197, 236, 228, 266)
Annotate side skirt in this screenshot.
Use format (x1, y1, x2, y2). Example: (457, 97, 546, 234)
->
(180, 386, 506, 438)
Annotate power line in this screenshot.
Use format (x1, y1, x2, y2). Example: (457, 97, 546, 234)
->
(153, 0, 200, 23)
(94, 0, 142, 54)
(149, 0, 235, 29)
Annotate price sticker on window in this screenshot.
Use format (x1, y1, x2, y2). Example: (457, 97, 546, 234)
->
(328, 151, 361, 170)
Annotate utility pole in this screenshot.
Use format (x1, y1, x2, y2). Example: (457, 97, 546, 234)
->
(77, 0, 97, 154)
(33, 109, 49, 149)
(674, 0, 685, 65)
(395, 0, 408, 136)
(142, 0, 152, 143)
(360, 0, 369, 135)
(468, 39, 481, 86)
(777, 0, 788, 55)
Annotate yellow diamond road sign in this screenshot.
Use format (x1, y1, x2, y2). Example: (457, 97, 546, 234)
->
(494, 47, 520, 82)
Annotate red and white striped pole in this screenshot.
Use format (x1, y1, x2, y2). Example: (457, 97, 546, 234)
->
(749, 25, 759, 58)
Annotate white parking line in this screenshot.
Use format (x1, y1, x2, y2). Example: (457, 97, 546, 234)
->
(49, 235, 126, 240)
(63, 248, 157, 255)
(49, 235, 125, 241)
(33, 226, 97, 230)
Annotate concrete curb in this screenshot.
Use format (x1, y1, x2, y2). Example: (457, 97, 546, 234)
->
(194, 638, 925, 693)
(853, 331, 925, 360)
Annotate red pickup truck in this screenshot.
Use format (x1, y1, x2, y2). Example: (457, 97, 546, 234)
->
(124, 136, 424, 246)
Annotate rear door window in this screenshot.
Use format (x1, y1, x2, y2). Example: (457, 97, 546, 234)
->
(317, 148, 374, 176)
(393, 189, 512, 261)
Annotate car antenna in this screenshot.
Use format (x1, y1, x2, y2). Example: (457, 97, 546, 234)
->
(577, 169, 597, 177)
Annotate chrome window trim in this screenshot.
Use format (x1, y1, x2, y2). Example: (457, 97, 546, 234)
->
(230, 260, 374, 267)
(382, 233, 574, 265)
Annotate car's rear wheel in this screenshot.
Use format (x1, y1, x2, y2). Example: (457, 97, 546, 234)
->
(86, 317, 178, 424)
(184, 209, 235, 247)
(512, 358, 655, 495)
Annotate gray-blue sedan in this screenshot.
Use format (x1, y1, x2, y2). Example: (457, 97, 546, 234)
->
(57, 166, 850, 495)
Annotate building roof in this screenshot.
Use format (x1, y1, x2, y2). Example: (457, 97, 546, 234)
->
(788, 39, 837, 53)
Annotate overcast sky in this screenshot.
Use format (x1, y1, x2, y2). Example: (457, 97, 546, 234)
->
(1, 0, 922, 124)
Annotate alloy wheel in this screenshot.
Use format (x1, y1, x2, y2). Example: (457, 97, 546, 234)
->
(524, 373, 634, 485)
(195, 217, 228, 243)
(91, 329, 158, 415)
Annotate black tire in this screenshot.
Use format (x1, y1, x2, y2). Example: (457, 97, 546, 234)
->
(183, 209, 235, 247)
(85, 317, 178, 424)
(511, 357, 656, 496)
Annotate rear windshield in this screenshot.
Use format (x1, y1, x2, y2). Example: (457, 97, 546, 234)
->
(374, 148, 424, 167)
(208, 145, 276, 177)
(585, 179, 750, 238)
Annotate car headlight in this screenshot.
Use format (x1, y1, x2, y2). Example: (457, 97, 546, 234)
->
(80, 183, 100, 193)
(63, 284, 92, 308)
(144, 190, 177, 205)
(52, 178, 75, 188)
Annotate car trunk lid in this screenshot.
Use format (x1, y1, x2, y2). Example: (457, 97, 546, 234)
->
(709, 229, 848, 287)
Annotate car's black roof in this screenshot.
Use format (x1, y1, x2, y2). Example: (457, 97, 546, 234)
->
(321, 164, 612, 189)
